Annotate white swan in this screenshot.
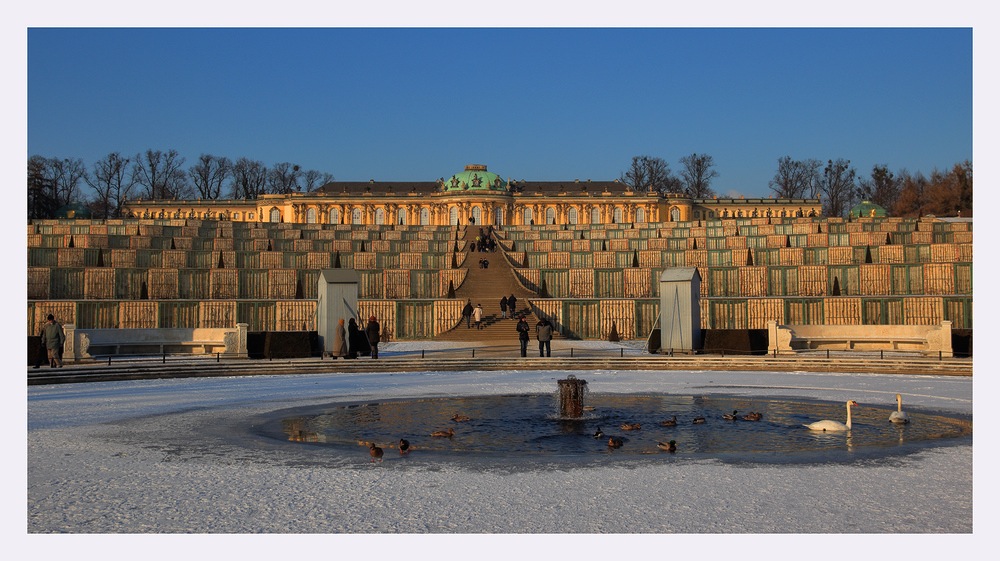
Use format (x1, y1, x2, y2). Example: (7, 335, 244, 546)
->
(804, 400, 858, 432)
(889, 393, 910, 424)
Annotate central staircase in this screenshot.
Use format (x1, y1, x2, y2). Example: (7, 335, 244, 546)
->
(434, 227, 556, 342)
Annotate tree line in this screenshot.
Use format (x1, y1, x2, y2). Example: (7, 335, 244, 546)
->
(27, 149, 971, 221)
(620, 154, 972, 218)
(27, 150, 334, 220)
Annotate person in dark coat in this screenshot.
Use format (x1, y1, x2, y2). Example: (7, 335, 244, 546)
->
(40, 314, 65, 368)
(462, 299, 474, 328)
(500, 296, 508, 319)
(332, 318, 348, 358)
(516, 317, 530, 357)
(347, 318, 370, 359)
(365, 315, 381, 359)
(507, 294, 517, 319)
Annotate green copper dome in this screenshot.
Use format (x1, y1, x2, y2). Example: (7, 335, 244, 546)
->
(441, 164, 507, 192)
(849, 200, 888, 219)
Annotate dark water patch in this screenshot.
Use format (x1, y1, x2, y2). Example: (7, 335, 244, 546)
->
(253, 393, 971, 466)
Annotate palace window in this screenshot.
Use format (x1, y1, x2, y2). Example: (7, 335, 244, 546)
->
(471, 206, 482, 225)
(523, 208, 533, 225)
(613, 207, 623, 224)
(545, 207, 555, 224)
(568, 208, 578, 224)
(375, 208, 385, 225)
(397, 208, 407, 225)
(269, 208, 281, 223)
(329, 208, 341, 224)
(591, 208, 601, 224)
(635, 208, 645, 223)
(420, 208, 430, 225)
(306, 208, 317, 224)
(352, 208, 363, 224)
(670, 207, 680, 222)
(449, 206, 459, 225)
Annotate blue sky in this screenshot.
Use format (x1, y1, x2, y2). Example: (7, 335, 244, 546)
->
(27, 27, 972, 197)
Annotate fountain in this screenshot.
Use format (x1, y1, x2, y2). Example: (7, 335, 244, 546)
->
(265, 378, 971, 463)
(557, 375, 588, 418)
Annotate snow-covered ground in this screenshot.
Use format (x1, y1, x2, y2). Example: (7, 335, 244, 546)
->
(22, 340, 985, 557)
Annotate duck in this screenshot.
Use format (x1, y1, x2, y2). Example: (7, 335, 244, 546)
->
(692, 416, 706, 424)
(889, 394, 910, 424)
(369, 442, 384, 463)
(722, 410, 739, 421)
(430, 428, 455, 438)
(659, 416, 678, 427)
(398, 438, 411, 455)
(607, 436, 624, 448)
(593, 427, 604, 439)
(451, 413, 471, 422)
(742, 411, 763, 422)
(657, 440, 677, 453)
(804, 400, 858, 432)
(620, 422, 641, 431)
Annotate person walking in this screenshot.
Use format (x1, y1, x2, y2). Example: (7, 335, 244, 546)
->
(500, 296, 508, 320)
(507, 294, 517, 319)
(462, 299, 474, 328)
(365, 315, 381, 359)
(473, 303, 484, 330)
(332, 318, 348, 358)
(40, 314, 65, 368)
(536, 317, 553, 357)
(516, 317, 530, 357)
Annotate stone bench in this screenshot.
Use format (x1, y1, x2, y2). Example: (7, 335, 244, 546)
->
(64, 324, 248, 362)
(767, 320, 953, 357)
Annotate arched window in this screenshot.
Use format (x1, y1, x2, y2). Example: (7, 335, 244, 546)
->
(670, 207, 680, 222)
(420, 208, 430, 225)
(523, 208, 533, 225)
(613, 207, 623, 224)
(494, 207, 504, 226)
(591, 208, 601, 224)
(568, 208, 578, 224)
(329, 208, 340, 224)
(449, 206, 459, 225)
(471, 206, 482, 225)
(397, 208, 407, 225)
(248, 212, 255, 221)
(375, 208, 385, 224)
(269, 208, 281, 223)
(351, 208, 363, 224)
(545, 207, 555, 224)
(635, 208, 645, 223)
(306, 208, 317, 224)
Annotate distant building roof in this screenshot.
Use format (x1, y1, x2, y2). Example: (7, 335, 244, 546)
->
(849, 200, 888, 218)
(54, 203, 93, 219)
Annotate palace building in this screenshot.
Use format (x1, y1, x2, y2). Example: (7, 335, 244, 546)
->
(122, 163, 822, 226)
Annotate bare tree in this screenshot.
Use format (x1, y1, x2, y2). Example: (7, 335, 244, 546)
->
(619, 155, 678, 194)
(86, 152, 137, 219)
(768, 156, 821, 199)
(302, 169, 334, 192)
(28, 155, 58, 220)
(133, 149, 188, 200)
(678, 153, 718, 198)
(856, 164, 901, 211)
(229, 158, 268, 199)
(819, 158, 858, 217)
(266, 162, 302, 194)
(189, 154, 232, 200)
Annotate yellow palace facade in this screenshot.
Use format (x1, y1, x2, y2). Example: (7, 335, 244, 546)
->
(123, 164, 822, 226)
